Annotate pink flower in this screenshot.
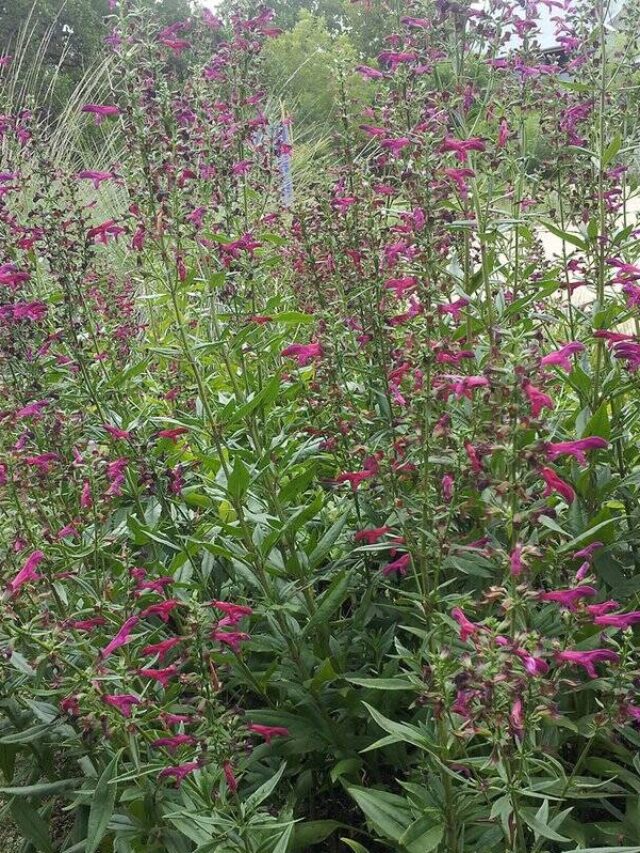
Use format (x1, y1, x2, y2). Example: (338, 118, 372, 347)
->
(142, 637, 182, 660)
(438, 297, 469, 321)
(102, 694, 140, 717)
(546, 437, 609, 466)
(281, 342, 322, 366)
(510, 544, 524, 577)
(140, 599, 180, 623)
(7, 550, 45, 596)
(509, 698, 524, 740)
(452, 607, 483, 643)
(497, 118, 510, 148)
(574, 541, 603, 560)
(69, 617, 106, 631)
(540, 467, 575, 503)
(76, 170, 116, 189)
(210, 601, 253, 624)
(524, 382, 554, 418)
(555, 648, 620, 678)
(100, 616, 140, 658)
(586, 600, 620, 617)
(81, 104, 120, 124)
(223, 760, 238, 792)
(336, 455, 379, 491)
(80, 480, 93, 509)
(440, 136, 486, 162)
(103, 424, 131, 440)
(382, 553, 410, 576)
(159, 761, 199, 785)
(248, 723, 290, 743)
(441, 474, 454, 502)
(212, 630, 249, 653)
(385, 276, 418, 297)
(355, 526, 391, 544)
(152, 734, 196, 752)
(515, 649, 549, 676)
(541, 341, 585, 372)
(136, 666, 178, 688)
(540, 585, 597, 610)
(593, 611, 640, 630)
(157, 427, 189, 440)
(380, 136, 411, 155)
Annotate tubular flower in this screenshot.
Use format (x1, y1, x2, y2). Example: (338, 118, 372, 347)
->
(555, 649, 620, 678)
(540, 341, 585, 371)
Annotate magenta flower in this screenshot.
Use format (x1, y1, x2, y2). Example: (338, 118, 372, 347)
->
(103, 424, 131, 440)
(210, 601, 253, 625)
(440, 136, 486, 162)
(142, 637, 182, 660)
(510, 544, 524, 577)
(540, 467, 575, 503)
(248, 723, 290, 743)
(7, 550, 45, 596)
(223, 760, 238, 792)
(524, 382, 554, 418)
(212, 630, 249, 653)
(442, 474, 454, 502)
(140, 599, 180, 623)
(102, 694, 141, 718)
(281, 342, 322, 366)
(100, 615, 140, 659)
(385, 276, 418, 297)
(497, 118, 510, 148)
(151, 734, 196, 752)
(546, 437, 609, 466)
(336, 455, 379, 491)
(586, 600, 620, 617)
(555, 648, 620, 678)
(452, 607, 483, 643)
(509, 698, 524, 740)
(76, 170, 116, 189)
(159, 761, 199, 785)
(574, 541, 603, 560)
(136, 665, 178, 688)
(380, 136, 411, 155)
(156, 427, 189, 440)
(382, 553, 410, 576)
(354, 526, 391, 544)
(81, 104, 120, 125)
(515, 649, 549, 676)
(540, 585, 597, 610)
(593, 611, 640, 629)
(540, 341, 585, 372)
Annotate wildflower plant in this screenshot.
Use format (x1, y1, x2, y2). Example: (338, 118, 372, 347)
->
(3, 0, 640, 851)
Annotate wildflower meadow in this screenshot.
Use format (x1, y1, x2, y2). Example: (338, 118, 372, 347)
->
(3, 0, 640, 850)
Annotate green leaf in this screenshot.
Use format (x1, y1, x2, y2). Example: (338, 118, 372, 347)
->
(602, 134, 622, 167)
(271, 821, 295, 853)
(302, 570, 351, 637)
(521, 807, 570, 842)
(227, 457, 251, 500)
(346, 677, 417, 691)
(273, 311, 314, 324)
(292, 820, 342, 850)
(400, 818, 444, 852)
(540, 221, 587, 250)
(86, 752, 119, 853)
(0, 722, 57, 744)
(245, 762, 286, 811)
(340, 841, 370, 853)
(564, 848, 640, 852)
(346, 786, 411, 842)
(308, 513, 349, 570)
(362, 702, 434, 752)
(9, 798, 54, 853)
(0, 777, 81, 797)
